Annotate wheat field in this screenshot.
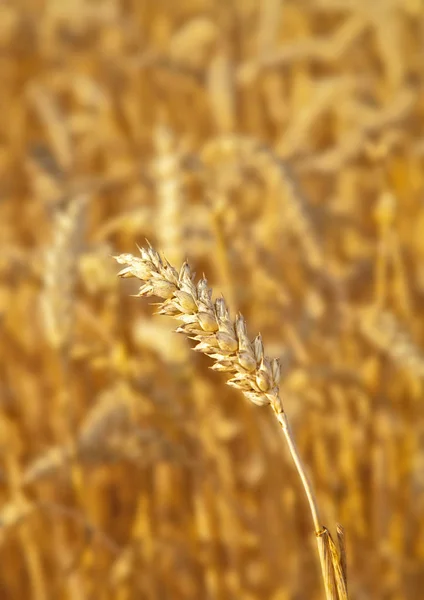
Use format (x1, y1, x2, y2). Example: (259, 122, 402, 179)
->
(1, 1, 424, 599)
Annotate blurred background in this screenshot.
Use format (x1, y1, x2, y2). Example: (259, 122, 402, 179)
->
(1, 0, 424, 598)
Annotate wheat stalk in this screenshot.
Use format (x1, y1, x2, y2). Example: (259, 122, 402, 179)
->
(114, 243, 347, 599)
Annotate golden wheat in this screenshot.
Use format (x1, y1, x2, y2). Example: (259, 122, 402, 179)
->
(115, 244, 348, 599)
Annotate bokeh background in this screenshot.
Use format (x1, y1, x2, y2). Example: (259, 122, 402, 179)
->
(1, 0, 424, 598)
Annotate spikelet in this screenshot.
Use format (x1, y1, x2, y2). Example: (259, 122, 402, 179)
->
(207, 45, 235, 134)
(299, 87, 415, 174)
(238, 15, 367, 84)
(114, 244, 282, 411)
(27, 83, 73, 173)
(0, 497, 34, 540)
(153, 125, 184, 265)
(22, 425, 180, 485)
(201, 135, 323, 268)
(77, 384, 187, 464)
(359, 307, 424, 378)
(168, 17, 218, 70)
(109, 547, 135, 588)
(42, 194, 88, 351)
(77, 384, 133, 454)
(22, 445, 73, 486)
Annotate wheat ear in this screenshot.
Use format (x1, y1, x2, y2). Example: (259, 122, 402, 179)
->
(114, 244, 347, 600)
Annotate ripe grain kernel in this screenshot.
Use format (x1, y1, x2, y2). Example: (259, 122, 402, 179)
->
(256, 370, 271, 392)
(238, 351, 257, 372)
(174, 290, 197, 313)
(216, 331, 238, 352)
(151, 280, 177, 298)
(198, 312, 219, 332)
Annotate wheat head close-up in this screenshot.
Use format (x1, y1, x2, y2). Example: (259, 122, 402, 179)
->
(1, 1, 424, 599)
